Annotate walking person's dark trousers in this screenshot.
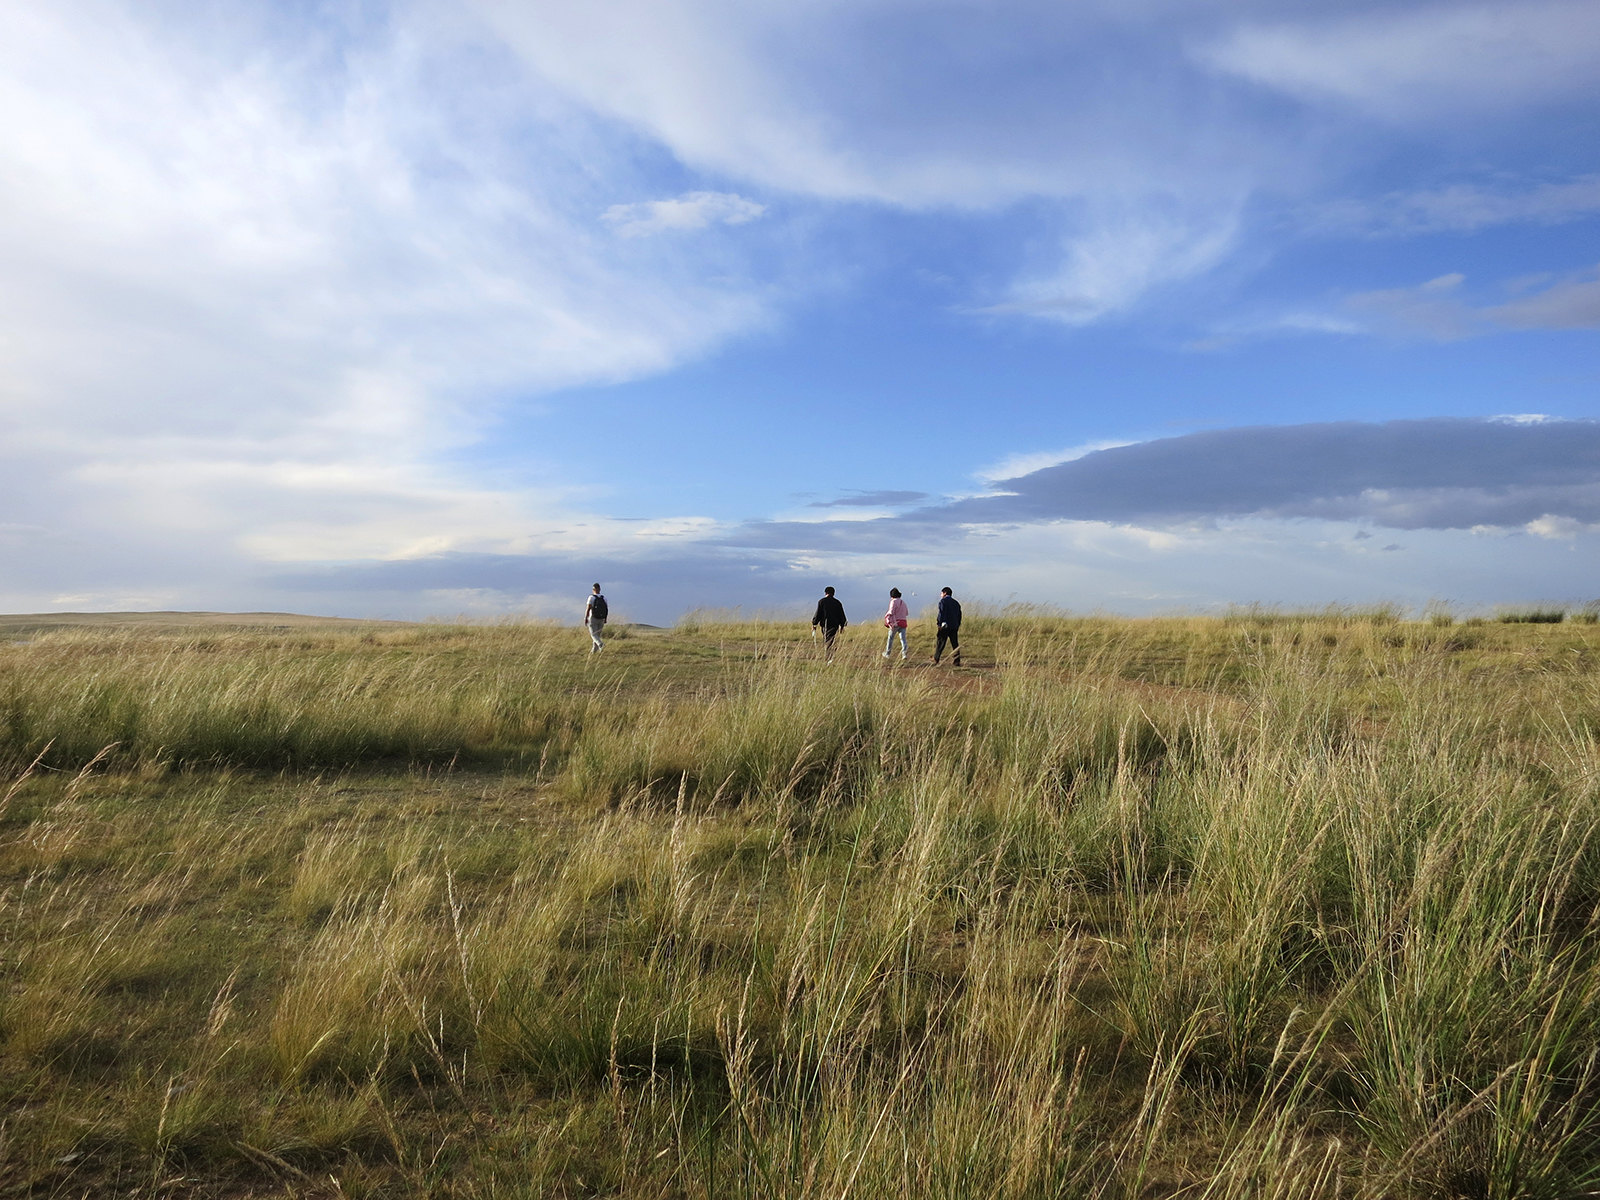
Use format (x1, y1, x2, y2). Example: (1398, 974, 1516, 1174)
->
(822, 626, 841, 661)
(935, 628, 960, 665)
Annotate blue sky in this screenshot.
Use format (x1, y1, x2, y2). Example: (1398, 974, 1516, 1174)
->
(1, 0, 1597, 623)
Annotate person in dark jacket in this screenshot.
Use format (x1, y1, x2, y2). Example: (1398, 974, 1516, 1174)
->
(934, 587, 962, 666)
(811, 586, 847, 661)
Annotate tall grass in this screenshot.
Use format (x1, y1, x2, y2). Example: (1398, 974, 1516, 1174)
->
(1, 615, 1598, 1195)
(0, 625, 575, 769)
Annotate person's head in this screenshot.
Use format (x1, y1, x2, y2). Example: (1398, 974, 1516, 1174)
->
(940, 587, 952, 597)
(889, 587, 901, 598)
(824, 586, 835, 596)
(592, 583, 602, 593)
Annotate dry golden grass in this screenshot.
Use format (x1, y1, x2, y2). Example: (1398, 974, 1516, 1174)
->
(0, 613, 1597, 1197)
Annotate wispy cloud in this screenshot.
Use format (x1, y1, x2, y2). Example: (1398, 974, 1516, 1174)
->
(601, 190, 766, 237)
(1308, 175, 1600, 237)
(1348, 266, 1600, 338)
(1489, 267, 1600, 330)
(1348, 273, 1478, 340)
(986, 201, 1243, 326)
(1183, 311, 1364, 352)
(1200, 1, 1600, 122)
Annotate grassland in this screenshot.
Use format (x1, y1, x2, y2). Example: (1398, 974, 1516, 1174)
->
(1, 611, 1598, 1198)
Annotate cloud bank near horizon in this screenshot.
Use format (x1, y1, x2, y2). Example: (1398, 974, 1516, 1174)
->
(259, 418, 1600, 623)
(8, 417, 1598, 624)
(955, 418, 1600, 530)
(722, 419, 1600, 550)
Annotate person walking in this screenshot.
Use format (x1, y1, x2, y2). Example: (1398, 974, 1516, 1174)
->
(811, 586, 847, 662)
(584, 583, 609, 653)
(933, 586, 963, 666)
(882, 587, 909, 660)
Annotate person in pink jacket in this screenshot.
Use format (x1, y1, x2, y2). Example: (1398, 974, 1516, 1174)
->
(882, 587, 909, 659)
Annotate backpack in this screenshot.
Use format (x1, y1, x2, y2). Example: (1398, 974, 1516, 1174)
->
(590, 594, 608, 621)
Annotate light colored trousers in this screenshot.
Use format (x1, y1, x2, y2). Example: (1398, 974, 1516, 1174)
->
(588, 618, 606, 651)
(884, 625, 907, 657)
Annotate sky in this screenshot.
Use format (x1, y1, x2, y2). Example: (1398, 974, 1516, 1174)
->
(1, 0, 1597, 624)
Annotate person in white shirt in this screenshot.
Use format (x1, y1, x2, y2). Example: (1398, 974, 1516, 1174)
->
(583, 584, 608, 653)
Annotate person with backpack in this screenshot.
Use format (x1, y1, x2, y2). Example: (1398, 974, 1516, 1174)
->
(933, 586, 962, 666)
(584, 583, 609, 653)
(811, 586, 847, 662)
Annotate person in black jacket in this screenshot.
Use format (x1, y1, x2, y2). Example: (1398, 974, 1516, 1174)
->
(934, 587, 962, 666)
(811, 586, 847, 661)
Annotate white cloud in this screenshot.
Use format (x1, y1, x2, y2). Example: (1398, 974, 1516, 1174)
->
(4, 1, 1598, 622)
(0, 2, 785, 592)
(469, 0, 876, 199)
(469, 0, 1279, 321)
(602, 190, 766, 237)
(1201, 1, 1600, 122)
(470, 0, 1600, 334)
(1527, 515, 1588, 540)
(0, 10, 766, 442)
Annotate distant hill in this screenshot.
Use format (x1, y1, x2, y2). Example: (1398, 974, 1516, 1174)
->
(0, 612, 671, 639)
(0, 611, 409, 635)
